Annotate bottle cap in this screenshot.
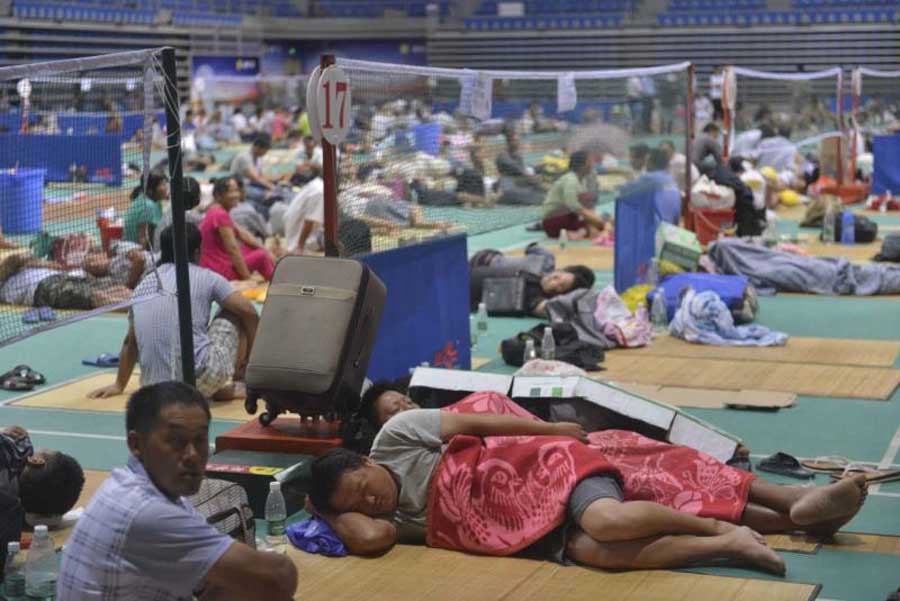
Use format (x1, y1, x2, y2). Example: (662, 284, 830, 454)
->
(7, 541, 19, 553)
(269, 481, 281, 492)
(34, 525, 48, 534)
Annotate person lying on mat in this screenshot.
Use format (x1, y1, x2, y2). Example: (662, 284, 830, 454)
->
(123, 171, 168, 250)
(469, 264, 595, 318)
(82, 241, 154, 290)
(58, 382, 298, 601)
(308, 391, 867, 574)
(0, 254, 132, 310)
(200, 175, 276, 282)
(541, 151, 609, 240)
(1, 425, 84, 574)
(88, 223, 259, 402)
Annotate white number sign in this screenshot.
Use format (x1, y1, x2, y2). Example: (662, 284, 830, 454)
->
(316, 66, 351, 145)
(305, 65, 323, 142)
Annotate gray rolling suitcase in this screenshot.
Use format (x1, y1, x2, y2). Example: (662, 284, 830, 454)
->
(244, 256, 386, 427)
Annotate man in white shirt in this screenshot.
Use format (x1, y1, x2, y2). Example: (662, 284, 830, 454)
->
(710, 68, 724, 121)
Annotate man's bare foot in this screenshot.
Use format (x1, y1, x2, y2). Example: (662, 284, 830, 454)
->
(789, 474, 868, 526)
(724, 526, 786, 575)
(714, 520, 766, 545)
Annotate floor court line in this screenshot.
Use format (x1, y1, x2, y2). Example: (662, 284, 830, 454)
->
(872, 425, 900, 494)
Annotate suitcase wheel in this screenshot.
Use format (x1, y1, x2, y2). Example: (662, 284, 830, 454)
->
(259, 411, 275, 427)
(244, 397, 258, 416)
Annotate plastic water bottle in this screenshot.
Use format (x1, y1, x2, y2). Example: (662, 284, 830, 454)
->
(840, 211, 855, 245)
(264, 482, 287, 554)
(470, 315, 478, 348)
(3, 542, 24, 599)
(648, 258, 659, 288)
(559, 229, 568, 250)
(882, 189, 891, 213)
(822, 198, 836, 244)
(476, 302, 488, 334)
(541, 326, 556, 361)
(651, 291, 669, 334)
(24, 526, 56, 599)
(523, 339, 538, 364)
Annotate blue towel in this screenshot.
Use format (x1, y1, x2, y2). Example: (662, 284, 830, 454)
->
(669, 289, 788, 347)
(286, 516, 348, 557)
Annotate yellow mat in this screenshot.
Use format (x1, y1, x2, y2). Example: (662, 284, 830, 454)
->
(775, 203, 810, 222)
(798, 234, 882, 262)
(288, 544, 818, 601)
(507, 243, 614, 271)
(592, 354, 900, 400)
(765, 532, 900, 556)
(10, 372, 260, 421)
(622, 335, 900, 368)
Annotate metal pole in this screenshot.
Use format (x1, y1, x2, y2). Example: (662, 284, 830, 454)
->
(320, 53, 339, 257)
(835, 71, 845, 185)
(684, 63, 695, 222)
(161, 47, 196, 386)
(721, 67, 731, 162)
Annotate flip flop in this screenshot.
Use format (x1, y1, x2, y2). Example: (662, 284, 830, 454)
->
(801, 456, 851, 474)
(1, 376, 33, 392)
(0, 365, 45, 386)
(757, 452, 815, 480)
(38, 307, 56, 322)
(22, 309, 40, 324)
(81, 354, 119, 368)
(832, 467, 900, 484)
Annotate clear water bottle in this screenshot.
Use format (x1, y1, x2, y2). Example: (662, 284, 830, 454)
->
(841, 211, 855, 245)
(24, 526, 56, 599)
(559, 228, 568, 250)
(3, 542, 25, 600)
(648, 258, 659, 288)
(470, 315, 478, 349)
(476, 302, 488, 334)
(650, 291, 669, 334)
(541, 326, 555, 361)
(822, 198, 836, 244)
(264, 482, 287, 554)
(523, 339, 538, 364)
(882, 189, 891, 213)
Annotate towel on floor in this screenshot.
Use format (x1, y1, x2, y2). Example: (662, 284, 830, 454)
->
(669, 288, 788, 347)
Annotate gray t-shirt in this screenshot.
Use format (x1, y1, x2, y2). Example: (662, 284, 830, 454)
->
(0, 268, 58, 305)
(108, 241, 154, 287)
(229, 151, 257, 182)
(369, 409, 443, 543)
(131, 263, 234, 387)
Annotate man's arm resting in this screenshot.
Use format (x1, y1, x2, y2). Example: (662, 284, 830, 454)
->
(320, 511, 399, 556)
(440, 412, 587, 443)
(203, 542, 298, 601)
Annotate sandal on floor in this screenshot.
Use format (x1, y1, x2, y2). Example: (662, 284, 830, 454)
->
(38, 307, 56, 322)
(22, 309, 40, 324)
(801, 456, 852, 474)
(0, 365, 45, 386)
(757, 452, 815, 479)
(1, 376, 33, 392)
(832, 466, 900, 484)
(81, 354, 119, 368)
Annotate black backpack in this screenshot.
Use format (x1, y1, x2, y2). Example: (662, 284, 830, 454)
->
(830, 212, 879, 244)
(501, 323, 605, 370)
(875, 233, 900, 263)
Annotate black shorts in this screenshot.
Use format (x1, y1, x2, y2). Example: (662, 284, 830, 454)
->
(517, 475, 623, 564)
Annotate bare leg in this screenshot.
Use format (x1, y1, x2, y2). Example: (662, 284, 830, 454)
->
(745, 475, 868, 535)
(566, 527, 785, 575)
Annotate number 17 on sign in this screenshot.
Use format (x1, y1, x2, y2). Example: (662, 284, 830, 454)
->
(316, 66, 352, 145)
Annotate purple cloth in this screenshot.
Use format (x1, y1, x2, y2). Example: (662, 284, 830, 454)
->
(286, 516, 348, 557)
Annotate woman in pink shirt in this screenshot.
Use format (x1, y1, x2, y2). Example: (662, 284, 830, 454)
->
(200, 176, 275, 281)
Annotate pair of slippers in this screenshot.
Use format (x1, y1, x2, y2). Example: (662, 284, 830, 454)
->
(81, 353, 119, 368)
(1, 365, 45, 392)
(22, 308, 56, 324)
(802, 456, 900, 484)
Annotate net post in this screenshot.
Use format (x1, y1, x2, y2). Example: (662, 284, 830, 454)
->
(835, 71, 845, 184)
(161, 46, 196, 386)
(684, 63, 695, 220)
(320, 53, 339, 258)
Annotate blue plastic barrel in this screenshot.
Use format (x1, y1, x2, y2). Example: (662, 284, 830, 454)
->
(414, 122, 442, 156)
(0, 168, 45, 234)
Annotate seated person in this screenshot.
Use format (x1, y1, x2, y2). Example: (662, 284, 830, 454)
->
(1, 425, 84, 570)
(229, 178, 272, 245)
(701, 158, 763, 238)
(619, 148, 682, 226)
(282, 177, 326, 255)
(200, 176, 276, 282)
(470, 264, 594, 317)
(59, 382, 297, 600)
(292, 135, 323, 186)
(83, 241, 154, 290)
(123, 172, 168, 249)
(0, 254, 131, 310)
(541, 151, 608, 239)
(89, 224, 259, 401)
(153, 176, 204, 253)
(692, 123, 724, 170)
(309, 393, 867, 573)
(627, 143, 650, 176)
(495, 130, 546, 206)
(230, 133, 282, 197)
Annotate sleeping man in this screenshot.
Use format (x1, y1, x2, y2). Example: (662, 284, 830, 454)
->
(309, 392, 866, 574)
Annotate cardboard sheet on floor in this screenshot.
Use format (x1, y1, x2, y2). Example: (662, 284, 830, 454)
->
(10, 372, 260, 420)
(507, 243, 614, 271)
(624, 335, 900, 368)
(618, 384, 796, 410)
(287, 544, 819, 601)
(592, 354, 900, 400)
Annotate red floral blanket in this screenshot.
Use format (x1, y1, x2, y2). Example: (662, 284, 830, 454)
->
(426, 392, 755, 556)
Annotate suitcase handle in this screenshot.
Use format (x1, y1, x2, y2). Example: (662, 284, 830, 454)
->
(268, 284, 357, 302)
(353, 307, 374, 368)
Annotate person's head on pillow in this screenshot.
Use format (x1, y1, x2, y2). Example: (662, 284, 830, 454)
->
(541, 265, 595, 297)
(17, 441, 84, 522)
(359, 379, 419, 428)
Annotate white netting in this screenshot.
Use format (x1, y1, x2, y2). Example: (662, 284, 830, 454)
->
(851, 68, 900, 167)
(723, 66, 845, 181)
(282, 59, 693, 256)
(0, 49, 178, 347)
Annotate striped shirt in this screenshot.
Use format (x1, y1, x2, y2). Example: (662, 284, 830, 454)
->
(57, 456, 233, 600)
(131, 263, 234, 387)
